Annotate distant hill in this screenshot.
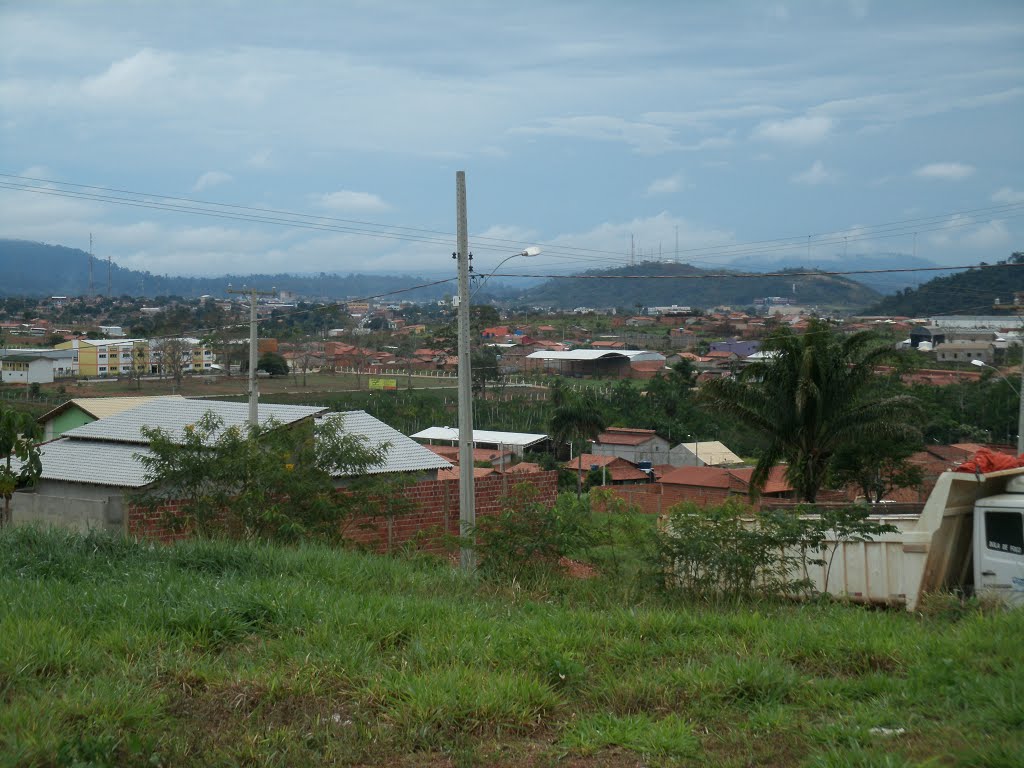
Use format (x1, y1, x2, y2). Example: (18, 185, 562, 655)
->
(734, 253, 956, 295)
(519, 261, 880, 310)
(864, 253, 1024, 316)
(0, 239, 452, 301)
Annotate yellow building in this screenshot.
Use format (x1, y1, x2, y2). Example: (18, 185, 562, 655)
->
(55, 338, 214, 377)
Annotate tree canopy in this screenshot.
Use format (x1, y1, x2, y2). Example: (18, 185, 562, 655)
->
(0, 406, 42, 527)
(699, 319, 921, 502)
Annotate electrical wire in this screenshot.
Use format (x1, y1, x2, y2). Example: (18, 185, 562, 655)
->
(2, 172, 1022, 269)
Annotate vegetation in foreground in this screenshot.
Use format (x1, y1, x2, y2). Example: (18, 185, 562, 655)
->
(1, 527, 1021, 767)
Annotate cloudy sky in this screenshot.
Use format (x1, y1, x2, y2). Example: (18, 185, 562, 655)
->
(1, 0, 1022, 287)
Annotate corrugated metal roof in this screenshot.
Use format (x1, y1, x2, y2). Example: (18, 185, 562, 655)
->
(64, 399, 327, 444)
(525, 350, 665, 362)
(27, 438, 154, 488)
(411, 426, 549, 447)
(322, 411, 452, 475)
(74, 395, 187, 420)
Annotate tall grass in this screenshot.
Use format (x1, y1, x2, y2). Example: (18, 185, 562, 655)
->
(1, 526, 1021, 766)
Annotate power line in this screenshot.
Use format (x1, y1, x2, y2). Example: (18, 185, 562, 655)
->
(2, 172, 1022, 268)
(486, 262, 1024, 281)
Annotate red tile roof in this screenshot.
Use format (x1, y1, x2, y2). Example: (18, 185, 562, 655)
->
(596, 427, 660, 446)
(659, 465, 733, 488)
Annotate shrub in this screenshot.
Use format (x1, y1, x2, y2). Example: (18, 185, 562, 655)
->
(473, 483, 593, 584)
(655, 500, 896, 602)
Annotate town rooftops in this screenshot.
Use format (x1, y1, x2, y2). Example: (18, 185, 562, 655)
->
(411, 427, 549, 448)
(526, 349, 666, 362)
(63, 399, 328, 445)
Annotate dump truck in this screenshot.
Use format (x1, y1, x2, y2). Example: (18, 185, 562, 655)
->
(808, 467, 1024, 611)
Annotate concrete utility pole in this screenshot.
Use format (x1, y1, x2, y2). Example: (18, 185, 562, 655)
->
(228, 287, 276, 426)
(455, 171, 475, 571)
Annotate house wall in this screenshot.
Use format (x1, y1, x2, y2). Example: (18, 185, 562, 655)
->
(125, 471, 559, 552)
(592, 436, 671, 464)
(44, 407, 95, 441)
(12, 487, 125, 533)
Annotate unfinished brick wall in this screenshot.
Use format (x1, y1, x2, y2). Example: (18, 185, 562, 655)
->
(126, 500, 195, 544)
(604, 483, 739, 515)
(126, 471, 559, 551)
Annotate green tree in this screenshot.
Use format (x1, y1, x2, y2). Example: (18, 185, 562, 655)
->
(830, 439, 924, 504)
(0, 406, 42, 527)
(134, 412, 387, 542)
(699, 319, 920, 502)
(257, 351, 289, 376)
(549, 387, 607, 498)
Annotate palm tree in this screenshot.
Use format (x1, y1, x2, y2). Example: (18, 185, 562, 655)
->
(699, 319, 920, 502)
(549, 388, 607, 498)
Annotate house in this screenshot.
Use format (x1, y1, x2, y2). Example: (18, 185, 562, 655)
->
(562, 453, 649, 484)
(592, 427, 671, 464)
(12, 400, 452, 534)
(0, 353, 57, 384)
(37, 395, 187, 441)
(933, 342, 995, 365)
(656, 465, 794, 506)
(709, 338, 760, 358)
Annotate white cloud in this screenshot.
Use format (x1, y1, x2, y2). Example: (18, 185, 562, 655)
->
(515, 115, 678, 154)
(791, 160, 833, 185)
(914, 162, 975, 181)
(80, 48, 176, 102)
(645, 174, 683, 196)
(752, 115, 834, 144)
(191, 171, 232, 192)
(314, 190, 392, 214)
(928, 214, 1009, 251)
(246, 149, 272, 169)
(963, 219, 1009, 249)
(992, 187, 1024, 204)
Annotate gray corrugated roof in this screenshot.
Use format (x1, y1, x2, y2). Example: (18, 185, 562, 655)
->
(63, 399, 327, 445)
(325, 411, 452, 475)
(29, 438, 153, 488)
(410, 426, 549, 447)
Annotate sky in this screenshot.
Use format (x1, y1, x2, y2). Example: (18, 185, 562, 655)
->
(1, 0, 1022, 292)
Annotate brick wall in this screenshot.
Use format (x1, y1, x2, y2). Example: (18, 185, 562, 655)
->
(126, 471, 559, 551)
(126, 500, 195, 543)
(604, 483, 746, 515)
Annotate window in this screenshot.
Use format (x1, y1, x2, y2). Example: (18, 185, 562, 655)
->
(985, 511, 1024, 555)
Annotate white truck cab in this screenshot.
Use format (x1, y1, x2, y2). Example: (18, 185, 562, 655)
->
(973, 474, 1024, 607)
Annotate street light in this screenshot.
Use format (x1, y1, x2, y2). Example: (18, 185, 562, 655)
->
(471, 246, 542, 299)
(971, 358, 1024, 453)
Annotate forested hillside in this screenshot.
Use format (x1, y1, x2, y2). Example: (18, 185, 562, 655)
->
(521, 261, 879, 310)
(0, 239, 451, 301)
(865, 252, 1024, 316)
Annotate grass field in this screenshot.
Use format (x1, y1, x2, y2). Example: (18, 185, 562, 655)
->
(1, 527, 1022, 767)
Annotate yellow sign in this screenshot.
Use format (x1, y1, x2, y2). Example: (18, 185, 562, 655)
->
(369, 377, 397, 391)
